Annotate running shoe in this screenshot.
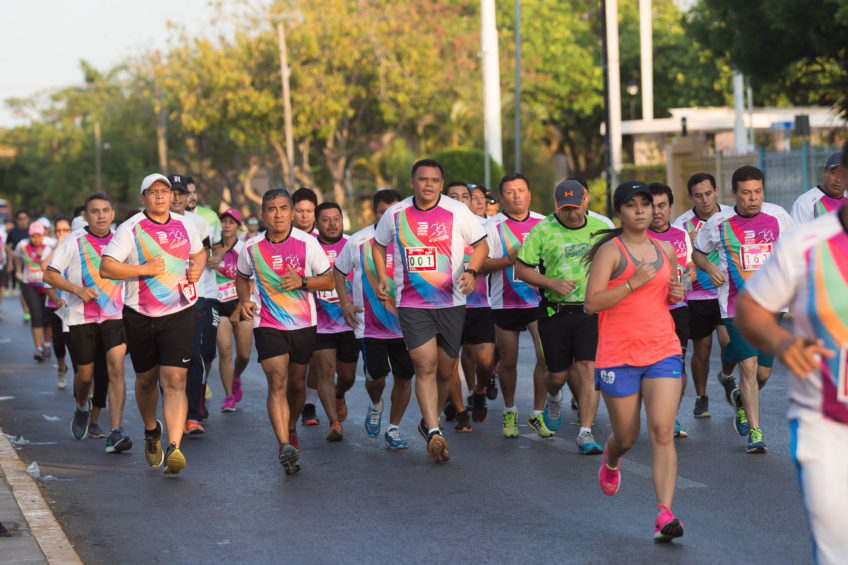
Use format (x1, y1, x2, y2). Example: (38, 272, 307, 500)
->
(417, 418, 428, 442)
(733, 390, 749, 437)
(364, 404, 383, 437)
(454, 410, 472, 433)
(598, 445, 621, 496)
(56, 367, 67, 390)
(87, 422, 106, 439)
(327, 420, 344, 442)
(204, 385, 212, 400)
(33, 347, 44, 362)
(71, 405, 90, 440)
(279, 443, 301, 475)
(163, 442, 186, 475)
(301, 403, 319, 426)
(693, 395, 711, 418)
(543, 393, 563, 432)
(528, 412, 555, 438)
(746, 428, 767, 453)
(571, 395, 579, 410)
(654, 504, 684, 542)
(23, 312, 31, 323)
(232, 378, 243, 403)
(486, 372, 498, 400)
(502, 410, 519, 438)
(289, 430, 300, 453)
(336, 397, 348, 423)
(144, 421, 164, 468)
(471, 392, 488, 423)
(674, 419, 688, 438)
(576, 429, 603, 454)
(384, 427, 408, 450)
(220, 395, 236, 412)
(44, 347, 51, 360)
(184, 420, 205, 435)
(426, 430, 449, 463)
(105, 428, 132, 453)
(718, 371, 737, 407)
(443, 398, 458, 422)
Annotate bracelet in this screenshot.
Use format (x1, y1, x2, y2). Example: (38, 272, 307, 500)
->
(465, 268, 478, 278)
(625, 280, 633, 293)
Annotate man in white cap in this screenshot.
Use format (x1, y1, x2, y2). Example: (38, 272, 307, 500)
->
(790, 152, 845, 225)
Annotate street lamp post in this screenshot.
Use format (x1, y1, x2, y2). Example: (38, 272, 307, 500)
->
(627, 80, 639, 120)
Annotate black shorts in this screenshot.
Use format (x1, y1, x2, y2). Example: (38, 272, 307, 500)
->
(462, 307, 496, 345)
(688, 298, 723, 340)
(21, 284, 48, 328)
(218, 299, 238, 319)
(123, 306, 195, 373)
(254, 326, 317, 364)
(670, 306, 690, 355)
(315, 330, 360, 363)
(397, 306, 465, 358)
(361, 338, 414, 381)
(492, 307, 537, 333)
(68, 320, 126, 366)
(537, 308, 598, 373)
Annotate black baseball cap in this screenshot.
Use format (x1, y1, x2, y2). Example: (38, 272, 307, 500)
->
(825, 152, 843, 170)
(613, 181, 652, 207)
(555, 180, 586, 209)
(167, 174, 188, 193)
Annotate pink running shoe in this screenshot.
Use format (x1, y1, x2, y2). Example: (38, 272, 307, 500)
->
(654, 504, 684, 542)
(232, 378, 243, 403)
(221, 395, 236, 412)
(598, 445, 621, 496)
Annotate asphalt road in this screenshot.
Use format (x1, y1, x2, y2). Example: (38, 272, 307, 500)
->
(0, 297, 813, 564)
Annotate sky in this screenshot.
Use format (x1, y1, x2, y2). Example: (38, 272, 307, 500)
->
(0, 0, 263, 128)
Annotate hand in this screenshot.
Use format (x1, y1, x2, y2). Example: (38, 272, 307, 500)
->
(684, 263, 697, 283)
(76, 287, 99, 303)
(279, 264, 303, 292)
(630, 260, 657, 289)
(549, 279, 577, 297)
(239, 300, 259, 321)
(376, 278, 392, 303)
(457, 272, 476, 295)
(507, 247, 519, 265)
(667, 278, 685, 303)
(15, 271, 23, 282)
(206, 255, 222, 270)
(55, 298, 67, 308)
(186, 257, 203, 283)
(142, 255, 166, 277)
(708, 266, 726, 288)
(342, 303, 363, 329)
(777, 336, 835, 378)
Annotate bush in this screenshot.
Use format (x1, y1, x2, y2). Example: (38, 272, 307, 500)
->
(429, 148, 505, 189)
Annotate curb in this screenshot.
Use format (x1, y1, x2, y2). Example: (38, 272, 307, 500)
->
(0, 428, 83, 565)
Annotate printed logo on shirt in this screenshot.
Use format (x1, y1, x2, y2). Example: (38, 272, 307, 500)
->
(417, 222, 428, 236)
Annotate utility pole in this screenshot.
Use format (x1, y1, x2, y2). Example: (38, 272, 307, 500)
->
(277, 22, 296, 191)
(154, 53, 167, 174)
(514, 0, 522, 173)
(605, 0, 622, 175)
(481, 0, 503, 188)
(600, 0, 612, 217)
(639, 0, 653, 121)
(94, 121, 102, 190)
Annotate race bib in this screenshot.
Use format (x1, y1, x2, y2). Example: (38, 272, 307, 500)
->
(407, 247, 437, 272)
(217, 281, 237, 302)
(25, 269, 43, 284)
(316, 289, 339, 303)
(179, 281, 198, 305)
(838, 344, 848, 403)
(740, 243, 773, 272)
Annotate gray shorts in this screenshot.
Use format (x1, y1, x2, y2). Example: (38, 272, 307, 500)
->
(397, 306, 465, 358)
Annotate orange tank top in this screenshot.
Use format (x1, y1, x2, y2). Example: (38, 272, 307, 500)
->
(594, 237, 682, 368)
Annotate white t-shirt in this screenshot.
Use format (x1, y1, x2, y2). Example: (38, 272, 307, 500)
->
(789, 186, 846, 225)
(744, 212, 848, 424)
(182, 210, 218, 300)
(588, 210, 615, 229)
(374, 195, 487, 309)
(103, 211, 203, 317)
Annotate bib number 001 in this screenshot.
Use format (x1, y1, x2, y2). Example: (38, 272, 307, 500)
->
(407, 247, 437, 272)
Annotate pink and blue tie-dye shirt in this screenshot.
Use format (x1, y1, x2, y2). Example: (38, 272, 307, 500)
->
(649, 224, 692, 310)
(315, 235, 353, 334)
(485, 212, 545, 310)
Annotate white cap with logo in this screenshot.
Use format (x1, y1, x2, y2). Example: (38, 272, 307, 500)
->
(139, 173, 171, 195)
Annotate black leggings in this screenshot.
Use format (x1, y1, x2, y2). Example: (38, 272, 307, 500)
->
(68, 332, 110, 410)
(21, 284, 47, 328)
(46, 307, 67, 359)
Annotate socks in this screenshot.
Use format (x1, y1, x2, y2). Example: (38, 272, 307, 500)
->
(305, 387, 318, 405)
(369, 399, 384, 412)
(531, 409, 542, 418)
(579, 426, 591, 436)
(387, 424, 398, 432)
(547, 390, 563, 403)
(504, 406, 517, 414)
(428, 427, 440, 435)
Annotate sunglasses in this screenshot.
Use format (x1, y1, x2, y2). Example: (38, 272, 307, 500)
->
(487, 198, 497, 205)
(247, 220, 259, 225)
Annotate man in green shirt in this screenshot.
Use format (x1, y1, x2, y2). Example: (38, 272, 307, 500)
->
(516, 180, 607, 454)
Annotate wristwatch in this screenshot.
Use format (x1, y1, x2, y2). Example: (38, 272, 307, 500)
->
(465, 268, 478, 278)
(301, 276, 308, 288)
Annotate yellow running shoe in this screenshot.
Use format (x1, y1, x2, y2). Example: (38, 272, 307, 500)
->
(502, 410, 519, 438)
(144, 420, 164, 468)
(164, 442, 186, 475)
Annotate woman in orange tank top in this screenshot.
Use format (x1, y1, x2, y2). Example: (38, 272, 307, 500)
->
(584, 182, 686, 543)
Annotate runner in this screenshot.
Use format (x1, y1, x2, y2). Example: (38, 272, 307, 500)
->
(209, 208, 251, 412)
(15, 221, 53, 360)
(333, 189, 414, 448)
(100, 173, 206, 474)
(481, 173, 546, 438)
(310, 201, 359, 441)
(790, 152, 845, 225)
(373, 159, 488, 463)
(6, 210, 31, 323)
(672, 172, 736, 418)
(735, 176, 848, 564)
(584, 181, 686, 542)
(648, 183, 693, 438)
(242, 215, 261, 242)
(692, 166, 794, 453)
(44, 192, 132, 453)
(292, 187, 322, 426)
(235, 188, 333, 474)
(469, 184, 490, 219)
(40, 217, 72, 388)
(516, 180, 605, 451)
(485, 189, 501, 218)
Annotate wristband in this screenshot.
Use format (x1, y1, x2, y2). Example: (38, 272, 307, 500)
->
(465, 268, 478, 278)
(625, 280, 633, 293)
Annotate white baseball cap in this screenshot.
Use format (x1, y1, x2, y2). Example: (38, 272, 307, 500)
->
(139, 173, 171, 195)
(71, 216, 88, 231)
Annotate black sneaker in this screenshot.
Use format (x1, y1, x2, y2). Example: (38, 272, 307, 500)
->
(301, 403, 319, 426)
(454, 410, 472, 432)
(71, 405, 90, 440)
(105, 428, 132, 453)
(717, 371, 737, 407)
(693, 395, 711, 418)
(417, 418, 428, 442)
(443, 399, 458, 422)
(571, 395, 579, 410)
(87, 422, 107, 439)
(471, 392, 488, 423)
(486, 373, 498, 400)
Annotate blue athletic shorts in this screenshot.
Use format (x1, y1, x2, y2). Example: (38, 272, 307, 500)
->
(721, 315, 782, 368)
(594, 355, 683, 398)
